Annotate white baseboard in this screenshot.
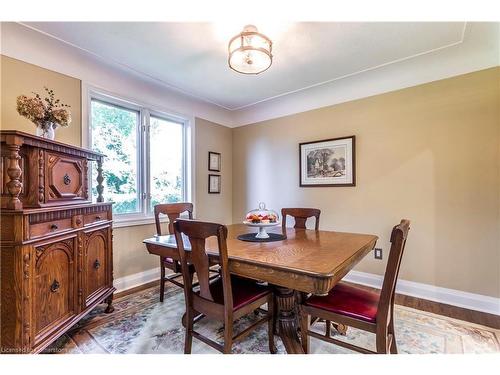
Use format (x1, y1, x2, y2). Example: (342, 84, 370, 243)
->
(113, 267, 500, 316)
(344, 270, 500, 316)
(114, 267, 160, 293)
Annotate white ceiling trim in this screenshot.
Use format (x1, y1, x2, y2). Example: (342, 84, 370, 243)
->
(230, 23, 468, 111)
(233, 22, 499, 127)
(1, 22, 235, 126)
(18, 22, 469, 113)
(18, 22, 234, 111)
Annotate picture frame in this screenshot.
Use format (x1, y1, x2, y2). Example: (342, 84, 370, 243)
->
(299, 135, 355, 187)
(208, 151, 221, 172)
(208, 174, 221, 194)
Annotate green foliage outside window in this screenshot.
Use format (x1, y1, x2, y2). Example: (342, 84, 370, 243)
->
(91, 100, 184, 215)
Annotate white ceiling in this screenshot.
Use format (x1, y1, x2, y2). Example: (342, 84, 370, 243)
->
(24, 22, 468, 111)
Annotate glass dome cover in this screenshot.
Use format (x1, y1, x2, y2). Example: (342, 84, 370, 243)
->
(244, 202, 279, 224)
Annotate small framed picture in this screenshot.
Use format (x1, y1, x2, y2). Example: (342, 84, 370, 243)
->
(299, 135, 355, 187)
(208, 151, 221, 172)
(208, 174, 221, 194)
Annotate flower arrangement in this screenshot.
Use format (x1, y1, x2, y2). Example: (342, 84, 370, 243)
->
(16, 87, 71, 139)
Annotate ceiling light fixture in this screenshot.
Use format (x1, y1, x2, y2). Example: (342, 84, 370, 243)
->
(228, 25, 273, 75)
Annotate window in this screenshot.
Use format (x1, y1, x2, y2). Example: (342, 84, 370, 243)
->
(91, 100, 140, 214)
(149, 115, 184, 210)
(90, 93, 188, 222)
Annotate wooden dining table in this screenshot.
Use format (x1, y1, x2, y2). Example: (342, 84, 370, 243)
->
(143, 223, 378, 354)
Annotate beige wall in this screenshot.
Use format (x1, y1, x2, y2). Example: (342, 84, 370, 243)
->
(113, 224, 159, 278)
(0, 55, 81, 146)
(195, 118, 233, 224)
(232, 67, 500, 298)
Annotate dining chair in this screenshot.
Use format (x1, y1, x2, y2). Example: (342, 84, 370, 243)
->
(174, 219, 276, 354)
(299, 219, 410, 354)
(154, 203, 193, 302)
(281, 208, 321, 232)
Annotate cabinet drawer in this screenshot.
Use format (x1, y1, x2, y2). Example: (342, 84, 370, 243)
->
(30, 218, 73, 239)
(83, 211, 108, 226)
(45, 152, 88, 204)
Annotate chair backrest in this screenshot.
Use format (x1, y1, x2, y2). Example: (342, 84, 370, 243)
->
(154, 203, 193, 235)
(281, 208, 321, 231)
(173, 219, 233, 310)
(376, 219, 410, 325)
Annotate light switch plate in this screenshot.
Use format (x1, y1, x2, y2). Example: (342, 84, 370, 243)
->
(374, 248, 383, 260)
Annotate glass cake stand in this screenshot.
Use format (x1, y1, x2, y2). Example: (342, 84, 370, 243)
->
(243, 202, 280, 239)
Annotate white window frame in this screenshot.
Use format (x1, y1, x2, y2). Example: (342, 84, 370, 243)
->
(85, 87, 193, 228)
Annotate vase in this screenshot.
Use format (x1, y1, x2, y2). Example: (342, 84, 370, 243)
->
(35, 122, 55, 140)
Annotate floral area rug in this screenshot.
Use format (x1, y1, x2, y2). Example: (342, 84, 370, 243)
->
(46, 284, 500, 354)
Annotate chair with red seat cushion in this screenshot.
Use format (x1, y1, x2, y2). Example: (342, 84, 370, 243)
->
(305, 283, 379, 323)
(205, 276, 272, 311)
(174, 219, 276, 354)
(299, 219, 410, 354)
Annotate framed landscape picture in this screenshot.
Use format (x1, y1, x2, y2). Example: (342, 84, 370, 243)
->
(208, 174, 221, 194)
(208, 151, 221, 172)
(299, 135, 355, 187)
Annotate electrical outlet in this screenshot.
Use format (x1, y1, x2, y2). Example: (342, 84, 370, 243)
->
(374, 248, 383, 260)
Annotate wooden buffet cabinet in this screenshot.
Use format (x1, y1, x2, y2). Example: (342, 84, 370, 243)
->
(0, 131, 115, 353)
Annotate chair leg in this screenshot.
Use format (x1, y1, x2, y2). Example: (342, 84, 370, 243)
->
(325, 320, 332, 337)
(375, 326, 389, 354)
(268, 298, 277, 354)
(299, 309, 310, 354)
(159, 260, 165, 302)
(184, 309, 193, 354)
(223, 318, 233, 354)
(273, 294, 279, 334)
(388, 318, 398, 354)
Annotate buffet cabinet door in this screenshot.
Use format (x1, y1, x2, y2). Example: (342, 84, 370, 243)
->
(33, 234, 78, 347)
(45, 151, 89, 205)
(82, 224, 112, 308)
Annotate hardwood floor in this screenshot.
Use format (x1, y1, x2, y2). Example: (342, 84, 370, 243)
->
(116, 280, 499, 329)
(115, 280, 160, 299)
(394, 292, 500, 329)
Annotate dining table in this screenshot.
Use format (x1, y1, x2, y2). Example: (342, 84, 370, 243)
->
(143, 223, 378, 354)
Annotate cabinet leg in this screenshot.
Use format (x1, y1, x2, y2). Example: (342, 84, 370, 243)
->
(104, 294, 115, 313)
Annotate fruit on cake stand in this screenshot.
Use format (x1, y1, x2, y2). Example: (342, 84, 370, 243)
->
(243, 202, 280, 239)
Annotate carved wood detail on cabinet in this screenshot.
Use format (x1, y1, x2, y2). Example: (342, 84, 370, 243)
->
(1, 131, 114, 354)
(45, 152, 86, 203)
(0, 131, 104, 209)
(82, 226, 112, 307)
(33, 236, 77, 346)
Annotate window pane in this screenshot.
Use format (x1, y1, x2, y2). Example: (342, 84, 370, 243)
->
(150, 116, 184, 210)
(91, 99, 140, 214)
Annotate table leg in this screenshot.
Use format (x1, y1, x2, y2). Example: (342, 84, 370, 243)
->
(274, 286, 304, 354)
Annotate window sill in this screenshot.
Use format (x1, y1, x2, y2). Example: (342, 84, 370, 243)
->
(113, 216, 167, 229)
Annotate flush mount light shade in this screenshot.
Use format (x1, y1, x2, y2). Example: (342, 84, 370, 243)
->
(228, 25, 273, 75)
